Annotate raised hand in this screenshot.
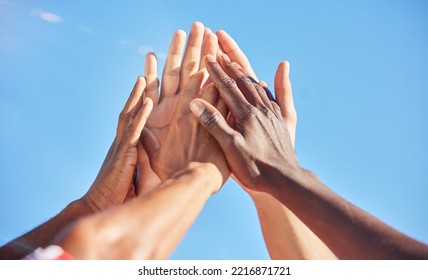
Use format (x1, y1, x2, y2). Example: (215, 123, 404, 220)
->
(212, 34, 336, 259)
(142, 69, 229, 191)
(81, 77, 153, 211)
(136, 22, 220, 193)
(190, 55, 296, 193)
(217, 30, 297, 146)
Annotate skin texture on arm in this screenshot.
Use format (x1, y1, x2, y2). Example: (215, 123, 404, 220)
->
(216, 30, 335, 259)
(190, 55, 428, 259)
(54, 162, 222, 259)
(0, 76, 153, 260)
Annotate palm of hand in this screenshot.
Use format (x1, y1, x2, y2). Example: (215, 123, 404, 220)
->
(134, 94, 179, 195)
(145, 96, 179, 145)
(136, 22, 217, 192)
(143, 78, 230, 188)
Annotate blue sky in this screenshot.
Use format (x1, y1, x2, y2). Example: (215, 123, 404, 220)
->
(1, 0, 427, 259)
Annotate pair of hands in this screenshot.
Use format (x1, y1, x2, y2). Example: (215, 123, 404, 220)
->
(81, 22, 225, 211)
(81, 22, 298, 212)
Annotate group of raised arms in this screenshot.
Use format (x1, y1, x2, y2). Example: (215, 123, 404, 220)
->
(1, 22, 427, 260)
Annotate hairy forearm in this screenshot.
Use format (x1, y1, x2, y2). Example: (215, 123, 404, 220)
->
(251, 192, 336, 259)
(58, 162, 222, 259)
(269, 168, 428, 259)
(0, 199, 92, 260)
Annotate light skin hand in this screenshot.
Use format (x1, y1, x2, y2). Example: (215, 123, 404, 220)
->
(136, 22, 219, 194)
(142, 68, 230, 189)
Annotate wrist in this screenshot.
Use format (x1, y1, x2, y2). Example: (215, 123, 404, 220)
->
(75, 196, 101, 215)
(170, 162, 224, 195)
(263, 163, 308, 198)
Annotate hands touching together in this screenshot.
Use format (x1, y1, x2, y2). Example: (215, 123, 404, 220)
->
(3, 22, 427, 260)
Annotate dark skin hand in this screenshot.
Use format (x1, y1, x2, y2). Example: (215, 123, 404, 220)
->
(190, 54, 296, 193)
(0, 77, 153, 259)
(190, 54, 428, 259)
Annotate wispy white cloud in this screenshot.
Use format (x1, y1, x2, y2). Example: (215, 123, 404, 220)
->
(31, 9, 62, 23)
(119, 39, 129, 46)
(137, 45, 154, 55)
(78, 26, 91, 33)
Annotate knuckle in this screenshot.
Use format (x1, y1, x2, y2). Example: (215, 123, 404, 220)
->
(238, 105, 257, 123)
(146, 80, 159, 92)
(164, 67, 181, 77)
(118, 111, 127, 123)
(184, 61, 198, 72)
(201, 109, 221, 130)
(230, 133, 243, 147)
(219, 75, 237, 90)
(236, 75, 253, 87)
(258, 106, 275, 119)
(128, 110, 137, 121)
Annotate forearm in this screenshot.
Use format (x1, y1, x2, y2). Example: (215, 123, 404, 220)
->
(251, 192, 336, 259)
(0, 199, 92, 259)
(58, 162, 222, 259)
(270, 168, 428, 259)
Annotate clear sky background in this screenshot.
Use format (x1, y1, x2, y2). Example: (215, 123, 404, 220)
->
(1, 0, 427, 259)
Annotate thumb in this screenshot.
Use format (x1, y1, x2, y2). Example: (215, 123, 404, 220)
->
(190, 98, 236, 149)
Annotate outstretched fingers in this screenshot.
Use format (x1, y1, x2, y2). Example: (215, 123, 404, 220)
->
(205, 55, 252, 120)
(144, 52, 159, 105)
(200, 28, 219, 69)
(179, 22, 205, 88)
(216, 30, 257, 80)
(125, 98, 154, 147)
(274, 61, 297, 145)
(117, 76, 147, 139)
(161, 29, 186, 99)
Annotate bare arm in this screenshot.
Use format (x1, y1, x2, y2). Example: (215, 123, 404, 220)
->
(0, 76, 153, 260)
(191, 55, 428, 259)
(0, 200, 92, 259)
(251, 192, 335, 259)
(217, 30, 335, 259)
(268, 167, 428, 259)
(54, 162, 222, 259)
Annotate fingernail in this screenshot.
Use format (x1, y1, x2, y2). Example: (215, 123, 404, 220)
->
(190, 100, 205, 117)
